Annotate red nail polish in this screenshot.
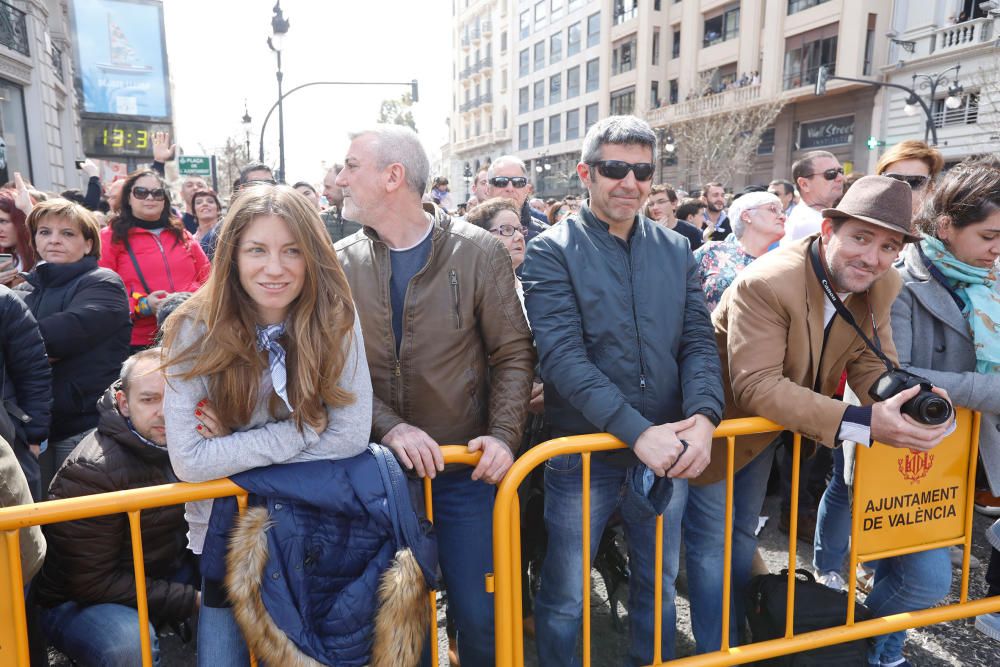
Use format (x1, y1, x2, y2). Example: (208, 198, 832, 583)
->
(196, 425, 202, 430)
(195, 410, 202, 416)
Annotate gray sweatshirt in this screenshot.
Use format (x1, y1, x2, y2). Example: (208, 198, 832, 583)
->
(163, 314, 373, 553)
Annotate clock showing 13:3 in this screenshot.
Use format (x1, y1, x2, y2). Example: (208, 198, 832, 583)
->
(80, 120, 172, 158)
(103, 128, 149, 149)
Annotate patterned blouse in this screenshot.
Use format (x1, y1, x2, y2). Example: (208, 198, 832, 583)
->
(693, 237, 757, 312)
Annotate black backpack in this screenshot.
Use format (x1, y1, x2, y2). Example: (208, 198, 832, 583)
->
(745, 569, 872, 666)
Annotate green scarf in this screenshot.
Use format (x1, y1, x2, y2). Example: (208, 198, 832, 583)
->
(920, 235, 1000, 373)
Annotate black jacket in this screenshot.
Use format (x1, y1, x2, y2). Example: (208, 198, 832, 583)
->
(521, 204, 724, 455)
(0, 285, 51, 444)
(34, 385, 197, 624)
(520, 200, 550, 243)
(22, 257, 131, 440)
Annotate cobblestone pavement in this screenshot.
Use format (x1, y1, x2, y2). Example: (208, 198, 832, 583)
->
(48, 496, 1000, 666)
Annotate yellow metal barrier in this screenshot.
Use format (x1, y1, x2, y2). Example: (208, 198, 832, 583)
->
(491, 412, 1000, 666)
(0, 445, 478, 667)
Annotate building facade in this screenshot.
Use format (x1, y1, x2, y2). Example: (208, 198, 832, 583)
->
(0, 0, 83, 192)
(875, 1, 1000, 170)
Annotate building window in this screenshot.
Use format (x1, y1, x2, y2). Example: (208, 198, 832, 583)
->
(613, 0, 638, 25)
(568, 0, 584, 12)
(586, 58, 600, 91)
(669, 78, 678, 104)
(519, 86, 529, 113)
(519, 123, 530, 149)
(551, 32, 563, 63)
(934, 93, 979, 127)
(501, 31, 508, 53)
(567, 65, 581, 98)
(585, 102, 599, 131)
(652, 30, 660, 66)
(755, 128, 776, 155)
(520, 10, 531, 38)
(651, 81, 659, 108)
(535, 0, 548, 28)
(0, 80, 29, 182)
(549, 114, 562, 143)
(534, 80, 546, 109)
(610, 87, 635, 116)
(655, 0, 662, 9)
(534, 119, 545, 147)
(863, 14, 875, 76)
(783, 25, 837, 90)
(566, 109, 580, 140)
(672, 27, 681, 58)
(534, 41, 546, 71)
(519, 49, 530, 77)
(503, 107, 508, 128)
(788, 0, 832, 14)
(568, 22, 581, 56)
(703, 4, 740, 47)
(475, 118, 481, 136)
(550, 73, 562, 103)
(501, 69, 508, 92)
(551, 0, 564, 22)
(612, 38, 635, 75)
(587, 12, 601, 47)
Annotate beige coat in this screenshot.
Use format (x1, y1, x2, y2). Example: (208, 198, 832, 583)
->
(698, 235, 901, 485)
(0, 436, 45, 584)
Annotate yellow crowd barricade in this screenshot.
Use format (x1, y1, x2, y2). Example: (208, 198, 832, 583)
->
(0, 445, 478, 667)
(491, 409, 1000, 667)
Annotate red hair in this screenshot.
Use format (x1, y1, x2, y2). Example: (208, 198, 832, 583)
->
(0, 191, 36, 271)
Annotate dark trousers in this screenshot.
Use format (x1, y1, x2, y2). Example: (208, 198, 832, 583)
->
(779, 432, 833, 516)
(987, 546, 1000, 598)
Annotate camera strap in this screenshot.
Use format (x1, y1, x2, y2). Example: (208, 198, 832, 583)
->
(809, 239, 895, 374)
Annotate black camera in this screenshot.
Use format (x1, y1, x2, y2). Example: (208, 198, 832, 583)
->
(868, 369, 953, 426)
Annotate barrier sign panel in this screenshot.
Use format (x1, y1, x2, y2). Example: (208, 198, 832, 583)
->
(854, 407, 973, 556)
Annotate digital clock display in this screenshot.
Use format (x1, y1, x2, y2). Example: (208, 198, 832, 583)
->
(80, 119, 173, 158)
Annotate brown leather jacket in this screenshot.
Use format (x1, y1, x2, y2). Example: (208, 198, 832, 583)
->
(335, 206, 535, 449)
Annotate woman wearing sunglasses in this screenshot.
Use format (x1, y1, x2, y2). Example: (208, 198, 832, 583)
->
(99, 170, 210, 352)
(876, 140, 943, 219)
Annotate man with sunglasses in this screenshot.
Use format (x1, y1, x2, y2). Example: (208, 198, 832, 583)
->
(522, 115, 724, 666)
(486, 156, 550, 241)
(781, 150, 845, 247)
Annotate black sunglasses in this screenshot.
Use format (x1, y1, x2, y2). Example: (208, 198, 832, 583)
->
(883, 173, 930, 190)
(132, 186, 167, 201)
(589, 160, 655, 182)
(490, 176, 529, 188)
(804, 167, 845, 181)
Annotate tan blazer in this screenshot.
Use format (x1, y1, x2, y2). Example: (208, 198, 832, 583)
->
(696, 234, 901, 485)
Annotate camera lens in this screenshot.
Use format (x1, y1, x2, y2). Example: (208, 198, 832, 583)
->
(905, 393, 953, 425)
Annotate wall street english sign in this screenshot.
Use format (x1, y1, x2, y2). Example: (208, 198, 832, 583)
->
(798, 115, 855, 150)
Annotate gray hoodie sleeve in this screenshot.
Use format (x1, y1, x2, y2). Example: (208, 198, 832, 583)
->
(164, 315, 372, 482)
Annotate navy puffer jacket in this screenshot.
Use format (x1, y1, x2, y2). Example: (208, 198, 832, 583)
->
(0, 285, 51, 444)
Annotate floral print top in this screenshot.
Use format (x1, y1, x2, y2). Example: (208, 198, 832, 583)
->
(693, 237, 757, 313)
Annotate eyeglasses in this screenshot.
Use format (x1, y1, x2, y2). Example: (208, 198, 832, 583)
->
(804, 167, 845, 181)
(883, 173, 930, 190)
(588, 160, 655, 182)
(489, 176, 529, 188)
(748, 204, 785, 217)
(132, 187, 167, 201)
(489, 224, 526, 237)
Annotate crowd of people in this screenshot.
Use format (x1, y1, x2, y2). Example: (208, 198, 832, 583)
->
(1, 114, 1000, 667)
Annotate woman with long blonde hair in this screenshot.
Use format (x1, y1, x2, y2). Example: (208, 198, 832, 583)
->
(161, 184, 372, 666)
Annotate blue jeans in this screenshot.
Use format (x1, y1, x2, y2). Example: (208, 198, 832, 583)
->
(428, 469, 496, 667)
(534, 453, 687, 667)
(865, 548, 951, 664)
(814, 446, 851, 574)
(683, 439, 778, 653)
(41, 600, 160, 667)
(198, 581, 250, 667)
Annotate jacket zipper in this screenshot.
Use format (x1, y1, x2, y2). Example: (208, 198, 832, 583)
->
(147, 232, 176, 292)
(619, 239, 647, 412)
(449, 269, 462, 329)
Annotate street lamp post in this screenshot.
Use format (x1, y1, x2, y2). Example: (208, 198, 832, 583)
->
(814, 64, 963, 146)
(268, 1, 290, 183)
(241, 102, 252, 162)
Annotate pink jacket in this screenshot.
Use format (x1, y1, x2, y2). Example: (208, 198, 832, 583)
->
(99, 226, 210, 346)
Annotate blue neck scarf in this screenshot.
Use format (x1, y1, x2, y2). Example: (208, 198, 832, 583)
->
(920, 235, 1000, 373)
(256, 323, 293, 413)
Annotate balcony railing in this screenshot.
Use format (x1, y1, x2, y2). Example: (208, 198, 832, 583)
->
(646, 83, 762, 125)
(783, 62, 835, 91)
(51, 44, 64, 82)
(0, 1, 30, 57)
(931, 18, 994, 55)
(481, 20, 492, 36)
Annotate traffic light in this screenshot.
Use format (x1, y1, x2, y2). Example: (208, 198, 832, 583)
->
(814, 65, 829, 96)
(411, 79, 419, 103)
(866, 136, 884, 150)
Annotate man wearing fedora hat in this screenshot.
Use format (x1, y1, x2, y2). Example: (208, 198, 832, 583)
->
(682, 175, 955, 654)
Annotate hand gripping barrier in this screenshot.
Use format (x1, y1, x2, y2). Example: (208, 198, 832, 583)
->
(491, 410, 1000, 666)
(0, 445, 479, 667)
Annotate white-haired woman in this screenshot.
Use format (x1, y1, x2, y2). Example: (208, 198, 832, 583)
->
(693, 191, 786, 311)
